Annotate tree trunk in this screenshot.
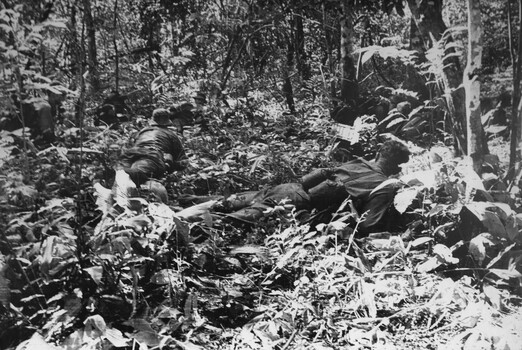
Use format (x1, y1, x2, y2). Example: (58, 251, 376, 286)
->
(465, 0, 487, 173)
(407, 0, 467, 155)
(339, 0, 358, 105)
(283, 35, 296, 113)
(112, 0, 119, 92)
(220, 26, 242, 92)
(82, 0, 99, 91)
(322, 1, 336, 99)
(68, 0, 80, 124)
(508, 0, 522, 181)
(293, 9, 310, 81)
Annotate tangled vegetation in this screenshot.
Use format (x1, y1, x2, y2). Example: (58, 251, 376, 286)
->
(1, 101, 521, 349)
(1, 0, 522, 349)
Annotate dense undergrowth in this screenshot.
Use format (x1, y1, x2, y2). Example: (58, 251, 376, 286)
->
(1, 99, 521, 350)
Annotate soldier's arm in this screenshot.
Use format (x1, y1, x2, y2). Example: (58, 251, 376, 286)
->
(357, 181, 403, 234)
(300, 168, 334, 191)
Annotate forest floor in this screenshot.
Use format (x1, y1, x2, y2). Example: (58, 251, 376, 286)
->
(1, 102, 522, 350)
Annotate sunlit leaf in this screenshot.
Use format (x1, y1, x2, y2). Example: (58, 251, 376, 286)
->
(120, 214, 152, 231)
(488, 268, 522, 280)
(114, 169, 137, 208)
(93, 183, 113, 218)
(486, 243, 516, 269)
(249, 155, 267, 176)
(483, 284, 502, 310)
(84, 314, 107, 338)
(15, 332, 60, 350)
(83, 266, 103, 285)
(433, 244, 459, 265)
(359, 281, 377, 318)
(105, 327, 129, 347)
(393, 186, 419, 214)
(410, 237, 433, 248)
(40, 236, 57, 277)
(401, 170, 438, 188)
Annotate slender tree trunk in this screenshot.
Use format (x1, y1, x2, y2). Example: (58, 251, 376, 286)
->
(220, 26, 242, 92)
(465, 0, 486, 173)
(82, 0, 99, 91)
(112, 0, 119, 92)
(68, 0, 79, 86)
(293, 9, 310, 81)
(322, 1, 336, 99)
(283, 35, 296, 113)
(11, 22, 29, 175)
(339, 0, 358, 105)
(508, 0, 522, 181)
(75, 9, 87, 263)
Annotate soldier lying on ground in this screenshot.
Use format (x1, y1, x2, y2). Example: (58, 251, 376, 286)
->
(117, 108, 187, 187)
(217, 140, 411, 235)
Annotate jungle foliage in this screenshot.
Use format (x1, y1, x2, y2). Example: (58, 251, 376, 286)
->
(0, 0, 521, 349)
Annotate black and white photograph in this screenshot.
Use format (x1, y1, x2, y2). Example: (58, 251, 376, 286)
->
(0, 0, 521, 349)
